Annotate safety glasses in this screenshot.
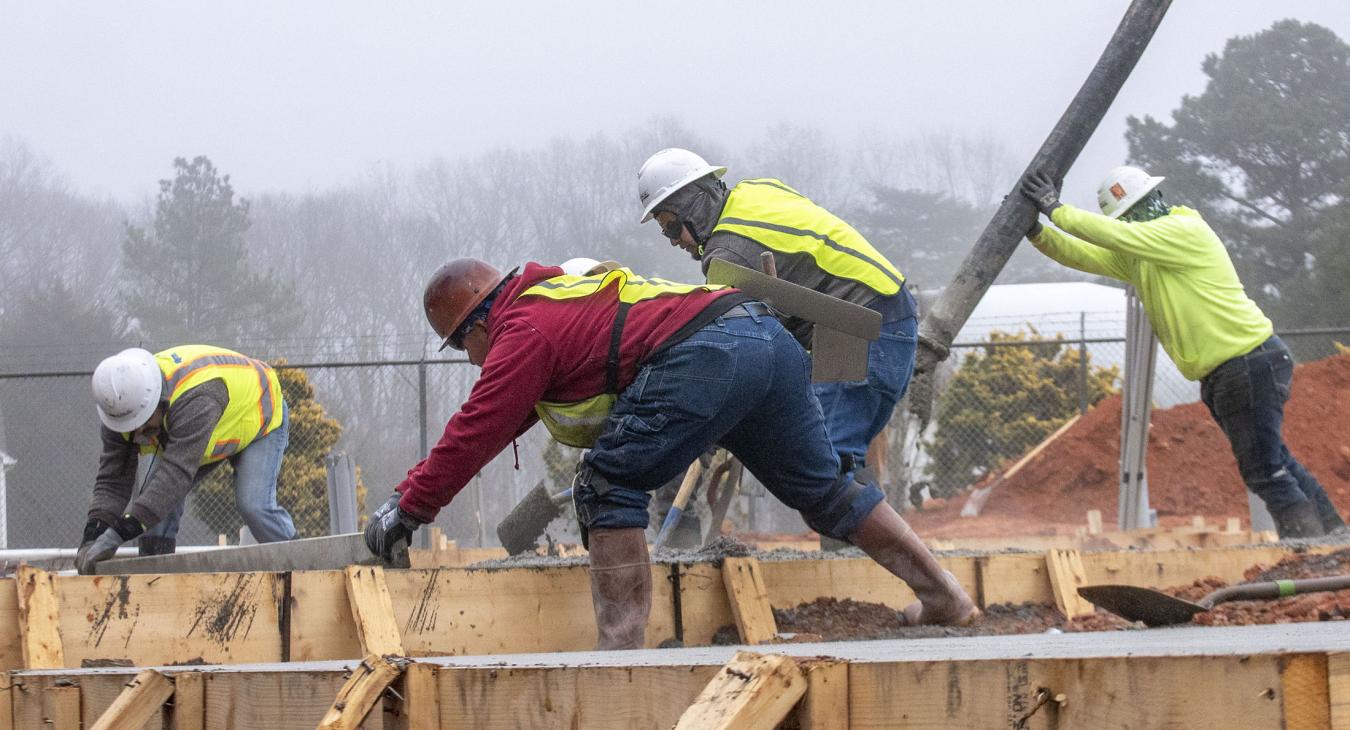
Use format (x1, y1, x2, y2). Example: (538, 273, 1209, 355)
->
(446, 317, 477, 351)
(659, 216, 685, 241)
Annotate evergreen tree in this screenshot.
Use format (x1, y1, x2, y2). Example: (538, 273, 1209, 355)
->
(121, 156, 304, 344)
(1125, 20, 1350, 326)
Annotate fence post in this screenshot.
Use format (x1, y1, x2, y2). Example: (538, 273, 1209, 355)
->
(326, 452, 359, 535)
(415, 356, 432, 549)
(418, 357, 429, 460)
(1078, 311, 1089, 416)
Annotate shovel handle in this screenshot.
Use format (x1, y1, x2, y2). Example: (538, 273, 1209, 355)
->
(1203, 574, 1350, 608)
(654, 460, 704, 549)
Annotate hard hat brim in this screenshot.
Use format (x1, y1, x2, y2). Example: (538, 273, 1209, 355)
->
(639, 165, 727, 223)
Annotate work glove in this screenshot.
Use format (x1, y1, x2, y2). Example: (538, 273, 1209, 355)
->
(1027, 219, 1044, 238)
(75, 515, 145, 575)
(364, 492, 423, 561)
(1020, 171, 1062, 217)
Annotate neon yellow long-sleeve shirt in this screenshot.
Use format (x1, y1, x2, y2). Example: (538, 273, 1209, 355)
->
(1029, 204, 1272, 380)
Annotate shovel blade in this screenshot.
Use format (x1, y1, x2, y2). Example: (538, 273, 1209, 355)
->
(1077, 584, 1208, 627)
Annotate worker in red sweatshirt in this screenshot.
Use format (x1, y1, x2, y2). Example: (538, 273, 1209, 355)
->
(364, 259, 976, 649)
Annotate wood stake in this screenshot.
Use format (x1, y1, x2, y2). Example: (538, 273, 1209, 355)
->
(344, 565, 406, 656)
(1225, 518, 1241, 534)
(16, 565, 64, 669)
(1327, 653, 1350, 730)
(400, 662, 440, 730)
(90, 668, 175, 730)
(1045, 549, 1094, 619)
(318, 654, 405, 730)
(674, 651, 807, 730)
(1086, 510, 1103, 536)
(43, 684, 80, 730)
(171, 672, 206, 730)
(795, 659, 848, 730)
(722, 557, 778, 645)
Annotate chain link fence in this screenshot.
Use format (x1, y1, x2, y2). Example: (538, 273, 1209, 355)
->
(0, 326, 1345, 549)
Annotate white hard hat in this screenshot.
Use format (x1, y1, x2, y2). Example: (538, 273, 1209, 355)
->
(92, 348, 163, 431)
(636, 148, 726, 223)
(1097, 166, 1165, 219)
(559, 257, 602, 276)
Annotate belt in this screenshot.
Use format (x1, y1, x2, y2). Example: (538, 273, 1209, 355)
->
(720, 301, 774, 319)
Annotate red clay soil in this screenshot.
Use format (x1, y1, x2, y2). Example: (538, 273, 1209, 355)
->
(907, 353, 1350, 538)
(761, 549, 1350, 642)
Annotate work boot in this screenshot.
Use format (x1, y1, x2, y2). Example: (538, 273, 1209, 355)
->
(847, 502, 978, 626)
(138, 536, 176, 556)
(1274, 501, 1327, 539)
(587, 527, 652, 650)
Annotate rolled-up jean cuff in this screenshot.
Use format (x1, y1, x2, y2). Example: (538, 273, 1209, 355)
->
(574, 482, 652, 531)
(804, 480, 886, 541)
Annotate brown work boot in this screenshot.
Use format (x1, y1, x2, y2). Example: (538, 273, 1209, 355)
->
(587, 527, 652, 650)
(847, 502, 979, 626)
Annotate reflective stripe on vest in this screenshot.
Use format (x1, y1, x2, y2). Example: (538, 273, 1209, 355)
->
(518, 268, 725, 448)
(713, 178, 905, 295)
(143, 345, 285, 464)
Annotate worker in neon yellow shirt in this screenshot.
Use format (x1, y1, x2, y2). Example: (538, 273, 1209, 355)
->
(1020, 166, 1344, 539)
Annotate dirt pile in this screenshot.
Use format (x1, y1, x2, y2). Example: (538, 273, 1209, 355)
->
(1176, 547, 1350, 627)
(759, 549, 1350, 642)
(766, 597, 1128, 642)
(908, 353, 1350, 537)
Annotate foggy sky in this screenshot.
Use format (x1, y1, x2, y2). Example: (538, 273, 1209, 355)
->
(3, 1, 1348, 210)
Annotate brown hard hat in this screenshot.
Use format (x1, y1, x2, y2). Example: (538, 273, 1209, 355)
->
(423, 258, 510, 351)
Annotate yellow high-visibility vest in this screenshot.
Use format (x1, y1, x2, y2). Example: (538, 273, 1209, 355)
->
(713, 179, 905, 295)
(519, 268, 726, 448)
(135, 345, 285, 464)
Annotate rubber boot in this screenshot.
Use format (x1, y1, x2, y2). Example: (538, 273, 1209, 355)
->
(847, 501, 978, 626)
(138, 536, 176, 556)
(587, 528, 652, 650)
(1273, 501, 1327, 539)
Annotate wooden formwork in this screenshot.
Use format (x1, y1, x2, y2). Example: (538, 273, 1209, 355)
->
(3, 624, 1348, 729)
(0, 542, 1339, 672)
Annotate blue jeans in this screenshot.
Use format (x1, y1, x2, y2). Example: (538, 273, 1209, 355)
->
(812, 315, 917, 475)
(576, 304, 885, 540)
(1200, 336, 1339, 525)
(144, 403, 298, 543)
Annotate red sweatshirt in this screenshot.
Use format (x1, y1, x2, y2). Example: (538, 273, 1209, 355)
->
(397, 262, 743, 521)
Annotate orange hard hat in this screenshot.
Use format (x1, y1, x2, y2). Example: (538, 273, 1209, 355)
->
(423, 259, 511, 351)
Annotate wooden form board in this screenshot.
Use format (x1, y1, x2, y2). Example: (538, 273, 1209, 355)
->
(5, 638, 1345, 730)
(0, 543, 1337, 670)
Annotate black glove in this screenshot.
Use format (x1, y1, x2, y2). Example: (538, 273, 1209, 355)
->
(81, 518, 111, 546)
(75, 515, 144, 575)
(1020, 171, 1062, 217)
(364, 492, 423, 561)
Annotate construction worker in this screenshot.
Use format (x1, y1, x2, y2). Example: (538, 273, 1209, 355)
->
(1022, 166, 1346, 538)
(363, 259, 975, 649)
(76, 346, 297, 573)
(635, 149, 918, 491)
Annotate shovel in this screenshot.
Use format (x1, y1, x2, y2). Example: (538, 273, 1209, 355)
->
(1078, 574, 1350, 627)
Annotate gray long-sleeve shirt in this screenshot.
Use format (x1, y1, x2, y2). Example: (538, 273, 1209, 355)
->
(88, 379, 229, 528)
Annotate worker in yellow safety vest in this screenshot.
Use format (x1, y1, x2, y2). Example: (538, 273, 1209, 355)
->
(636, 148, 920, 514)
(76, 345, 297, 573)
(1022, 167, 1346, 538)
